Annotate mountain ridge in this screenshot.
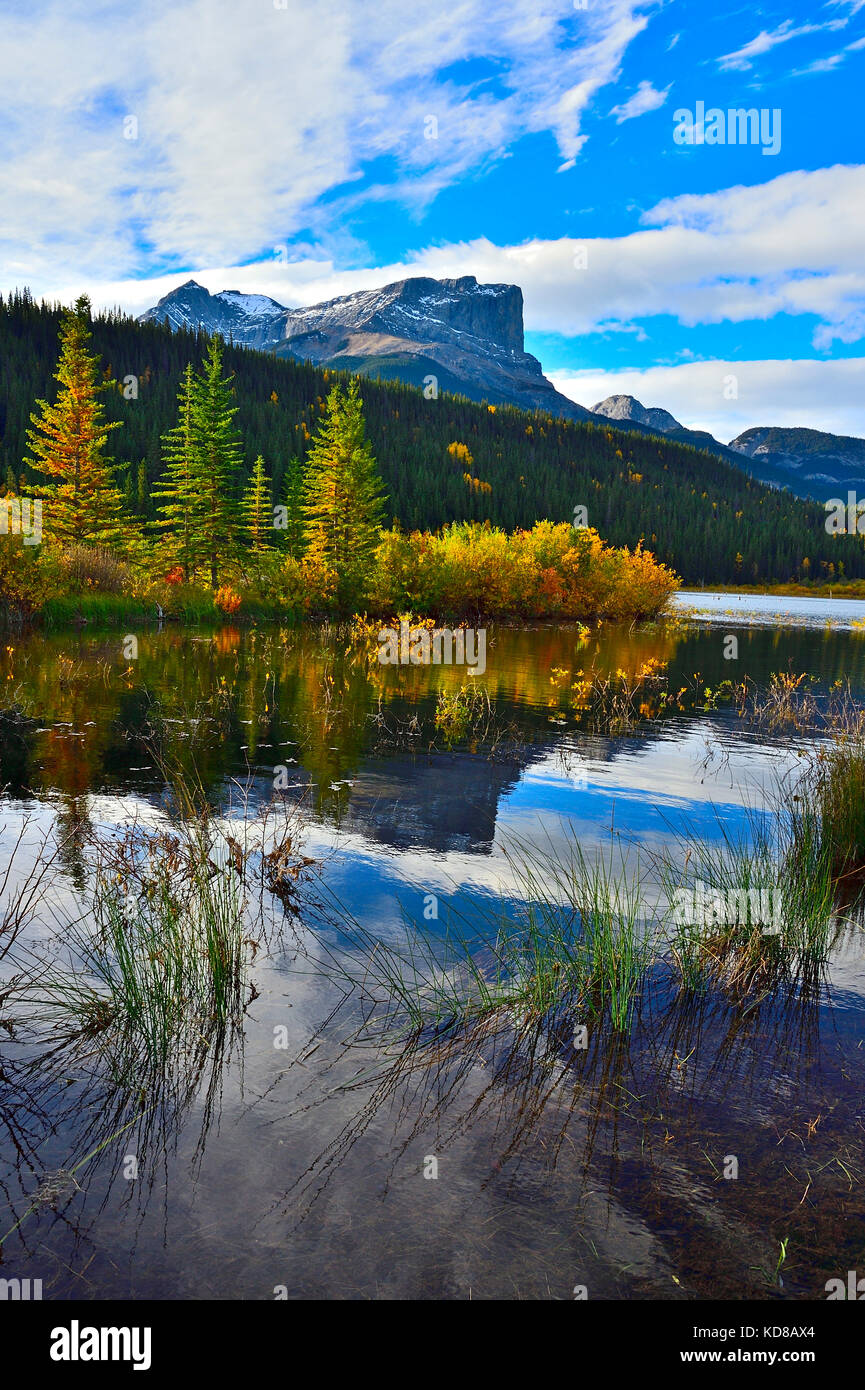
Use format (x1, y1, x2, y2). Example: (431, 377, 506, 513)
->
(140, 275, 594, 422)
(3, 286, 863, 584)
(139, 279, 863, 503)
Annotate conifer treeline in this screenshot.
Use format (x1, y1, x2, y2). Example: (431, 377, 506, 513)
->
(0, 288, 861, 584)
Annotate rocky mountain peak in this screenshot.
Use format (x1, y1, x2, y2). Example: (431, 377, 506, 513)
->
(281, 275, 525, 357)
(592, 394, 681, 434)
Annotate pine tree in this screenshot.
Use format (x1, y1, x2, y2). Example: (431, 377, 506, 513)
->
(241, 455, 272, 555)
(136, 459, 149, 516)
(24, 295, 129, 547)
(151, 363, 202, 581)
(302, 379, 386, 607)
(193, 337, 243, 587)
(279, 454, 305, 558)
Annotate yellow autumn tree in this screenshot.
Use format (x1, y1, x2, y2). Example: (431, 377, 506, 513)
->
(25, 296, 130, 548)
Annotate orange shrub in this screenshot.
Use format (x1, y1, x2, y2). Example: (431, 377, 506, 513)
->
(214, 585, 242, 615)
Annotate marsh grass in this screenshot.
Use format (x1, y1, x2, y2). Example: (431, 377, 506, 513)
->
(40, 593, 164, 629)
(655, 784, 842, 999)
(10, 762, 311, 1073)
(750, 671, 819, 731)
(324, 757, 863, 1040)
(809, 731, 865, 882)
(22, 817, 249, 1068)
(316, 830, 651, 1036)
(433, 685, 495, 745)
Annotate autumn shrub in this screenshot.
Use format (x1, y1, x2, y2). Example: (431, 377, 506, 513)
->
(370, 522, 677, 621)
(214, 585, 242, 615)
(0, 540, 60, 620)
(367, 527, 431, 613)
(59, 543, 132, 595)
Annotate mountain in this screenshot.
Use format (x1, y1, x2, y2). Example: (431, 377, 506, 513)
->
(592, 394, 681, 434)
(138, 279, 865, 508)
(728, 427, 865, 502)
(140, 276, 593, 420)
(140, 279, 287, 349)
(594, 396, 865, 504)
(590, 392, 757, 474)
(140, 286, 865, 505)
(4, 287, 864, 584)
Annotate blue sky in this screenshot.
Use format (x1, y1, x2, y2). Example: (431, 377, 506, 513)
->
(1, 0, 863, 439)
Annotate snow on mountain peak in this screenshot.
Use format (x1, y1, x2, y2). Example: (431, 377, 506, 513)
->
(215, 290, 287, 318)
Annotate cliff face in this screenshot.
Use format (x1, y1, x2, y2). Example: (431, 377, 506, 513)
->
(274, 274, 590, 417)
(281, 276, 525, 356)
(139, 275, 592, 420)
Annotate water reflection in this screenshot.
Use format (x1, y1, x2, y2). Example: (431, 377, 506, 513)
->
(1, 610, 865, 1298)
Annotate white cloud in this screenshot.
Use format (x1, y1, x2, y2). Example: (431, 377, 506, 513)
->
(547, 358, 865, 440)
(45, 164, 865, 354)
(717, 18, 846, 71)
(609, 80, 671, 123)
(792, 31, 865, 74)
(0, 0, 652, 286)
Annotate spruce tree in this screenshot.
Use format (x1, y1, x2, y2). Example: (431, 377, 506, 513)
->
(136, 459, 149, 516)
(25, 295, 129, 547)
(302, 379, 386, 607)
(151, 363, 201, 580)
(279, 453, 305, 558)
(193, 337, 243, 587)
(241, 455, 272, 555)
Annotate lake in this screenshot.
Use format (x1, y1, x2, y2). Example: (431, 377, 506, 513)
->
(1, 597, 864, 1300)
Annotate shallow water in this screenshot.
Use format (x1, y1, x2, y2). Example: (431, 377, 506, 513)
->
(1, 602, 864, 1300)
(675, 589, 865, 628)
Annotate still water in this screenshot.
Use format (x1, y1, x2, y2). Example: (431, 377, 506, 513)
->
(1, 602, 864, 1299)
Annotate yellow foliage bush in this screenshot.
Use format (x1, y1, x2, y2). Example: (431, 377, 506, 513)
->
(368, 522, 678, 621)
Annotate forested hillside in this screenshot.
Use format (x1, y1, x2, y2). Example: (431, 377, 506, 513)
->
(0, 290, 859, 583)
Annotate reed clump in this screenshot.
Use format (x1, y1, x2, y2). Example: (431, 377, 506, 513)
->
(318, 832, 651, 1036)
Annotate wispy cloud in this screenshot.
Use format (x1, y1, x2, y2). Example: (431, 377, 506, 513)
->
(717, 17, 846, 71)
(609, 80, 671, 123)
(0, 0, 653, 285)
(792, 31, 865, 74)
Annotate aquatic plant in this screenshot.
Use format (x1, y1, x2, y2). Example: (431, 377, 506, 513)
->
(655, 784, 842, 999)
(319, 830, 652, 1035)
(23, 819, 250, 1067)
(568, 656, 668, 733)
(750, 670, 819, 731)
(9, 764, 311, 1070)
(808, 729, 865, 881)
(433, 685, 493, 744)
